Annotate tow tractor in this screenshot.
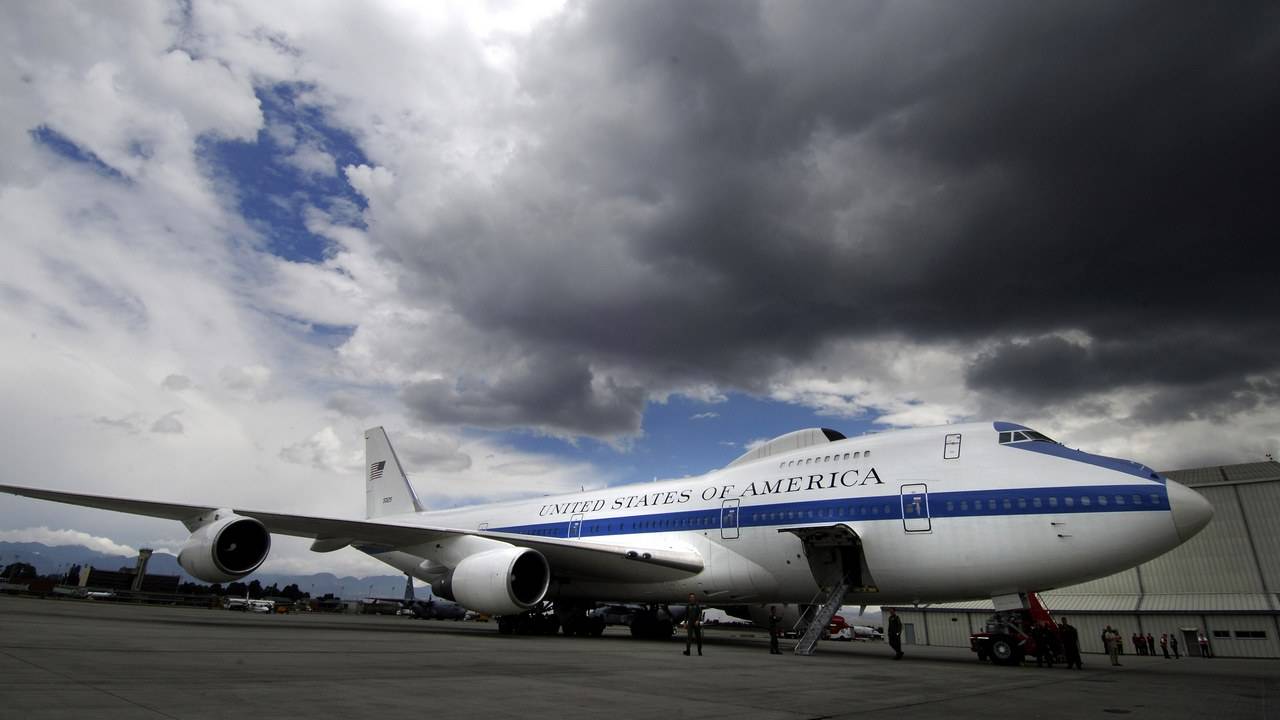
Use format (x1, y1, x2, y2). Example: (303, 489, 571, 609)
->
(969, 592, 1060, 665)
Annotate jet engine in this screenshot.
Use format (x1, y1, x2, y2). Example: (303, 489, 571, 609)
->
(429, 546, 550, 616)
(177, 513, 271, 583)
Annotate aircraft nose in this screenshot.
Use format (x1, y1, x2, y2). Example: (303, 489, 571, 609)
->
(1166, 480, 1213, 543)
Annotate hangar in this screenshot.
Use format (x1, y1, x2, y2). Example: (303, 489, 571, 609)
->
(888, 460, 1280, 659)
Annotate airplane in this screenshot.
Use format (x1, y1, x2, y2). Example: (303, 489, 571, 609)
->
(0, 421, 1214, 640)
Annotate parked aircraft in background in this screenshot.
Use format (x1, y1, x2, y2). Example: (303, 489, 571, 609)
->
(408, 597, 468, 621)
(0, 421, 1213, 643)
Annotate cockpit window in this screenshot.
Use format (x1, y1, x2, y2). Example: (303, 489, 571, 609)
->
(999, 428, 1058, 445)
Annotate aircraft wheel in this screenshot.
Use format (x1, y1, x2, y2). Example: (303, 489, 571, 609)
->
(989, 636, 1021, 665)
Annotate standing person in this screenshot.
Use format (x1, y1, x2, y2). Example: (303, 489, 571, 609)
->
(887, 608, 904, 660)
(1059, 617, 1083, 670)
(768, 606, 781, 655)
(1171, 635, 1181, 659)
(1034, 622, 1056, 668)
(1133, 632, 1144, 656)
(1198, 633, 1211, 658)
(683, 593, 703, 656)
(1104, 625, 1122, 666)
(1147, 633, 1156, 658)
(1160, 633, 1171, 659)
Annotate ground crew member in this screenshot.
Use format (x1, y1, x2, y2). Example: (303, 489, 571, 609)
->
(768, 606, 781, 655)
(1160, 633, 1170, 658)
(683, 593, 703, 656)
(887, 607, 903, 660)
(1171, 636, 1180, 659)
(1059, 617, 1083, 670)
(1104, 625, 1122, 666)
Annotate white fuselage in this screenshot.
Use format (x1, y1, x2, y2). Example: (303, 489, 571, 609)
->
(367, 422, 1193, 607)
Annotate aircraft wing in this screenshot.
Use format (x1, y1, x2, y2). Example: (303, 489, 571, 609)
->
(0, 484, 702, 581)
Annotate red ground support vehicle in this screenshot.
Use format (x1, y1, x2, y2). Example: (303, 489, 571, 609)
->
(969, 593, 1060, 665)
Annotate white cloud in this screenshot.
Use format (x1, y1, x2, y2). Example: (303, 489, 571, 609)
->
(283, 142, 337, 177)
(0, 527, 138, 557)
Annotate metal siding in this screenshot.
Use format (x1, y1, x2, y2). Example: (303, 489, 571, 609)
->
(895, 610, 927, 645)
(1138, 593, 1273, 612)
(1139, 485, 1263, 593)
(1236, 482, 1280, 593)
(1201, 615, 1280, 659)
(1164, 467, 1224, 486)
(1053, 568, 1141, 595)
(1062, 614, 1140, 655)
(1041, 593, 1140, 612)
(925, 611, 973, 648)
(1221, 462, 1280, 483)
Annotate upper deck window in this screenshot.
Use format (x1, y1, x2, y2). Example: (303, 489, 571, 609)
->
(998, 428, 1058, 445)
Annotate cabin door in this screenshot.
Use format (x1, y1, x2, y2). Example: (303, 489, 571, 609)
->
(568, 514, 583, 539)
(900, 483, 931, 533)
(720, 499, 741, 540)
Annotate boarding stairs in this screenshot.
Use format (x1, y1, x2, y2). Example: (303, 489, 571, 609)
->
(793, 575, 852, 656)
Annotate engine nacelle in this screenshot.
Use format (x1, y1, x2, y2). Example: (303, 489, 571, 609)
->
(432, 547, 550, 616)
(177, 512, 271, 583)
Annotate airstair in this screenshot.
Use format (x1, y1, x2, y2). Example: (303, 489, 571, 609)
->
(793, 575, 852, 656)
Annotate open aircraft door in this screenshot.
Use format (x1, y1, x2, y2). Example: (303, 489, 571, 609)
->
(900, 484, 931, 533)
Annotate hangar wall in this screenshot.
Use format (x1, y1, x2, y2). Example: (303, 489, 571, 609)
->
(890, 461, 1280, 659)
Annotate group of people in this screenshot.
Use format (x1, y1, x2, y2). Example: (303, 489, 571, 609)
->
(1029, 617, 1085, 669)
(681, 596, 1216, 663)
(1101, 626, 1212, 664)
(1127, 630, 1181, 659)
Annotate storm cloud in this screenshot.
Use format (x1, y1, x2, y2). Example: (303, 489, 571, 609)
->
(367, 1, 1280, 434)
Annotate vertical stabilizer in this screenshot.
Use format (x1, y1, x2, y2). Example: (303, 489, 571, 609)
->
(365, 427, 425, 519)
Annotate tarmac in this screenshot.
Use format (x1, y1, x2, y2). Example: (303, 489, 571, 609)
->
(1, 595, 1277, 719)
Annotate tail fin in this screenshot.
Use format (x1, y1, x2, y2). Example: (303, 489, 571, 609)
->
(365, 427, 425, 519)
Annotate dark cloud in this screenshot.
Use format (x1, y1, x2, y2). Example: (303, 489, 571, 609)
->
(401, 353, 646, 438)
(382, 1, 1280, 431)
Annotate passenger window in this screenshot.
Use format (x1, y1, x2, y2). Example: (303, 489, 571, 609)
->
(1098, 496, 1107, 506)
(872, 506, 880, 516)
(1115, 495, 1124, 506)
(1150, 494, 1160, 505)
(1064, 497, 1075, 508)
(865, 451, 872, 458)
(946, 501, 954, 511)
(988, 499, 997, 511)
(1032, 497, 1042, 508)
(1017, 498, 1027, 509)
(960, 500, 969, 511)
(1048, 497, 1059, 508)
(844, 453, 850, 460)
(1081, 496, 1091, 507)
(824, 456, 831, 462)
(1002, 499, 1012, 510)
(854, 452, 861, 458)
(1133, 494, 1143, 505)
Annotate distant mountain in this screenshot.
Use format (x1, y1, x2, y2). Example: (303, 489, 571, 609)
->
(0, 541, 419, 599)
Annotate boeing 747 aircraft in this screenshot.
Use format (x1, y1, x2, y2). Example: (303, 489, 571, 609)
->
(0, 422, 1213, 640)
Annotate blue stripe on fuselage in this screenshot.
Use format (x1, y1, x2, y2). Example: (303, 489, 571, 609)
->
(492, 483, 1169, 540)
(992, 421, 1167, 484)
